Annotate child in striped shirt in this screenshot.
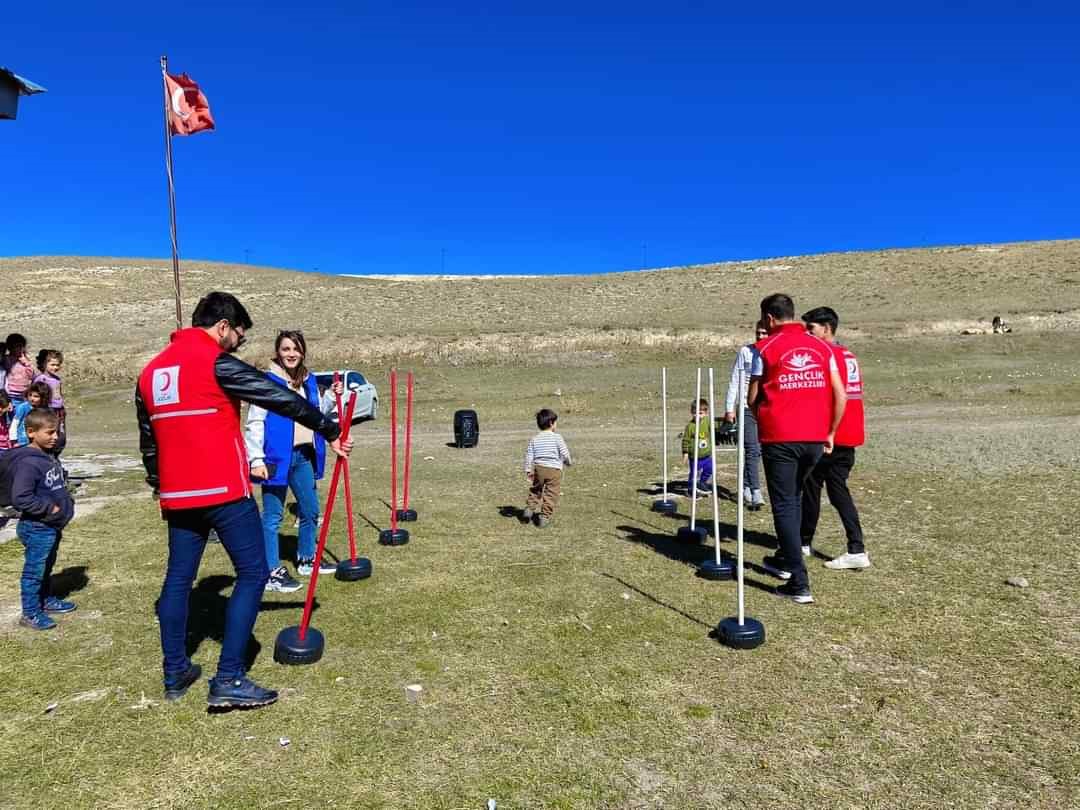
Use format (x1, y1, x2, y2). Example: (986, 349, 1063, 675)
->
(522, 408, 572, 528)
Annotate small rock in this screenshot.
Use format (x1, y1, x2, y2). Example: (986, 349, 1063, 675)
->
(424, 456, 435, 461)
(405, 684, 423, 704)
(1006, 576, 1030, 588)
(335, 676, 345, 683)
(243, 735, 255, 741)
(553, 389, 562, 397)
(279, 737, 290, 748)
(45, 702, 59, 714)
(621, 592, 630, 600)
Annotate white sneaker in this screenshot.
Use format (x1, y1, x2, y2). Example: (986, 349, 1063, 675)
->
(802, 544, 812, 557)
(751, 489, 765, 507)
(742, 487, 752, 505)
(824, 552, 871, 570)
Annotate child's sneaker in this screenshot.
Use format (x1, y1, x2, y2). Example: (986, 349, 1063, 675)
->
(536, 515, 551, 528)
(43, 597, 77, 614)
(522, 508, 534, 521)
(742, 487, 753, 506)
(751, 489, 766, 509)
(19, 612, 57, 631)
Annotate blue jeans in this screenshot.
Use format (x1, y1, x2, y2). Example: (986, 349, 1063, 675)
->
(688, 456, 714, 492)
(261, 446, 321, 570)
(17, 520, 61, 617)
(159, 497, 269, 685)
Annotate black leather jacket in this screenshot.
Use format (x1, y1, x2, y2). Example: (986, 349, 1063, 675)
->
(135, 353, 342, 489)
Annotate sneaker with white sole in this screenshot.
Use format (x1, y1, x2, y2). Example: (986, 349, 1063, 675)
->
(761, 554, 793, 580)
(751, 489, 765, 509)
(775, 581, 814, 604)
(824, 552, 871, 570)
(265, 566, 302, 593)
(296, 558, 337, 576)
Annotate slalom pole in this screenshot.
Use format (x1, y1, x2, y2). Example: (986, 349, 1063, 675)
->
(677, 368, 707, 543)
(714, 366, 765, 648)
(379, 369, 410, 545)
(395, 371, 418, 521)
(332, 372, 356, 562)
(333, 387, 371, 581)
(698, 368, 734, 579)
(652, 367, 677, 515)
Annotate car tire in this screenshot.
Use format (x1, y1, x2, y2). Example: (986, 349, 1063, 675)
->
(368, 398, 378, 421)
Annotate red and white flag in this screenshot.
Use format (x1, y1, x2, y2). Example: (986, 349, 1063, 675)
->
(164, 72, 215, 136)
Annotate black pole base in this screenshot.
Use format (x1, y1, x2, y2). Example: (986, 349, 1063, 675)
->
(714, 616, 766, 650)
(395, 508, 418, 522)
(651, 499, 678, 515)
(378, 528, 410, 546)
(274, 625, 325, 665)
(676, 525, 708, 544)
(335, 557, 373, 581)
(698, 557, 736, 580)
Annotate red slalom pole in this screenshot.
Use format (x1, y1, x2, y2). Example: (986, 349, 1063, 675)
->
(333, 374, 360, 563)
(296, 380, 358, 640)
(402, 372, 413, 510)
(389, 369, 399, 533)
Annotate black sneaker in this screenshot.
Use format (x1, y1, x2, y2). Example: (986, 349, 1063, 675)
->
(775, 581, 814, 604)
(164, 663, 202, 701)
(265, 566, 302, 593)
(761, 554, 793, 580)
(207, 676, 279, 709)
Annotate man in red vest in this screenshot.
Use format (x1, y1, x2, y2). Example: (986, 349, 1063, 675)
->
(800, 306, 869, 570)
(748, 293, 846, 604)
(136, 292, 351, 709)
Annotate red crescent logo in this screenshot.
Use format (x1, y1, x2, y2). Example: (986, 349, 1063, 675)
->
(159, 371, 172, 391)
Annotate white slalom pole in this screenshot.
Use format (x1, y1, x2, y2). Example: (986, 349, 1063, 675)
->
(709, 367, 721, 564)
(736, 366, 747, 625)
(690, 367, 702, 528)
(661, 367, 669, 502)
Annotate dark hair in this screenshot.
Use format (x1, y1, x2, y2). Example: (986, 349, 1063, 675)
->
(5, 333, 27, 353)
(26, 381, 52, 405)
(691, 398, 708, 411)
(274, 330, 308, 384)
(191, 292, 253, 330)
(25, 406, 58, 433)
(536, 408, 558, 430)
(36, 349, 63, 372)
(760, 293, 795, 322)
(0, 391, 9, 409)
(801, 306, 839, 334)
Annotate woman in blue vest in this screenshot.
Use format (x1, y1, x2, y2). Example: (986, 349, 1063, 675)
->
(245, 330, 343, 592)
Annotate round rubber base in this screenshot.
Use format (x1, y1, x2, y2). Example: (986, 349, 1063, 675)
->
(274, 625, 325, 665)
(395, 508, 418, 522)
(715, 616, 766, 649)
(676, 525, 708, 544)
(697, 557, 735, 580)
(378, 528, 410, 546)
(335, 557, 373, 581)
(651, 499, 678, 515)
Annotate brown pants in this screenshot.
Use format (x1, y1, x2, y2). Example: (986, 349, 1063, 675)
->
(526, 465, 562, 517)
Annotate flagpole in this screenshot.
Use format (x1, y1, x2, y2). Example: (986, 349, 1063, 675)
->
(160, 55, 183, 331)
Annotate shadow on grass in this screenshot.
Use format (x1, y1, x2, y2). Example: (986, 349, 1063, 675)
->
(615, 524, 711, 568)
(50, 565, 89, 599)
(600, 573, 711, 628)
(638, 480, 738, 502)
(184, 574, 316, 671)
(277, 533, 342, 565)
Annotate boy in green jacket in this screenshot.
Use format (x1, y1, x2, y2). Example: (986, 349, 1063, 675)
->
(681, 398, 713, 497)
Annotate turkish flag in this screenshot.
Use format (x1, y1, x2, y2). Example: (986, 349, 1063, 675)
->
(164, 72, 215, 136)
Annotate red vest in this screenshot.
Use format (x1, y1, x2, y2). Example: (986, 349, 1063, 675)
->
(831, 343, 865, 447)
(137, 328, 252, 511)
(755, 323, 837, 444)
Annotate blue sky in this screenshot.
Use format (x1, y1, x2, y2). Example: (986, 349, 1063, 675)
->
(2, 2, 1078, 275)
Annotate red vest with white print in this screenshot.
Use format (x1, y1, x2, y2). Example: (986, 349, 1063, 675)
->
(754, 323, 837, 444)
(831, 343, 865, 447)
(137, 328, 252, 510)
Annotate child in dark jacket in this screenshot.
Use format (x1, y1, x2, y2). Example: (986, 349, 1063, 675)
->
(9, 408, 76, 630)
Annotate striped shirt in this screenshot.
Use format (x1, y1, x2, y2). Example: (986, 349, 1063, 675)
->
(524, 430, 572, 471)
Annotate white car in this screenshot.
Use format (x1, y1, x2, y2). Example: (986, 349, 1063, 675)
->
(314, 370, 378, 424)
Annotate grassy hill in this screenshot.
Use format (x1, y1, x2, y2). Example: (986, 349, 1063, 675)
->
(2, 238, 1078, 384)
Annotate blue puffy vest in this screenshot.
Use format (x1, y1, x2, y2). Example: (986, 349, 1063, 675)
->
(262, 372, 327, 486)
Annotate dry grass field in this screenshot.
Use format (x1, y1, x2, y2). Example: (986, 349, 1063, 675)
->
(0, 241, 1078, 809)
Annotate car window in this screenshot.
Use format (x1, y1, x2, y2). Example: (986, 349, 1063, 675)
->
(346, 371, 365, 388)
(314, 373, 333, 391)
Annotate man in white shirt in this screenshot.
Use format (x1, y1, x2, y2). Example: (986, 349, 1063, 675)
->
(723, 322, 768, 509)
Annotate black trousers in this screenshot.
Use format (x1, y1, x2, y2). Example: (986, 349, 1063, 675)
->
(800, 445, 864, 555)
(762, 442, 824, 590)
